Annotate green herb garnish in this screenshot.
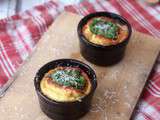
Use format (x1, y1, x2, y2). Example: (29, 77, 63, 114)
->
(51, 69, 86, 90)
(89, 18, 119, 39)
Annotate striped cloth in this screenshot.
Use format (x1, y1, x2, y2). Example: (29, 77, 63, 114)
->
(0, 0, 160, 119)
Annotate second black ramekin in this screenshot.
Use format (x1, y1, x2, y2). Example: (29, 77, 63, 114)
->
(77, 12, 132, 66)
(34, 59, 97, 120)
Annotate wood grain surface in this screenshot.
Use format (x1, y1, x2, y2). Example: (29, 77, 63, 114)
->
(0, 12, 160, 120)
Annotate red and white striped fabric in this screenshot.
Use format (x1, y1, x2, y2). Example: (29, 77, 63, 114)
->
(0, 0, 160, 119)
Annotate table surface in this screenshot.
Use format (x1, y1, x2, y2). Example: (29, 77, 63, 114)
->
(0, 0, 48, 19)
(0, 0, 83, 19)
(0, 12, 160, 120)
(0, 1, 160, 120)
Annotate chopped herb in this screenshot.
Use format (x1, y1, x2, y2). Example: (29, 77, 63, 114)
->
(51, 68, 86, 90)
(89, 18, 119, 39)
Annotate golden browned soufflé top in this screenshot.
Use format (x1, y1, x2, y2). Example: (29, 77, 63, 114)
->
(82, 16, 128, 46)
(40, 67, 92, 102)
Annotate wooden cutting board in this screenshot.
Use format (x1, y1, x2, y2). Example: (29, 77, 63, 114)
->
(0, 12, 160, 120)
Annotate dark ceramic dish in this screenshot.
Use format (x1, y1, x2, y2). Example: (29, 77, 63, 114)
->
(77, 12, 132, 66)
(34, 59, 97, 120)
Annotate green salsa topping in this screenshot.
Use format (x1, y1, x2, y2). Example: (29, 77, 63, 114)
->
(89, 18, 119, 39)
(51, 68, 86, 90)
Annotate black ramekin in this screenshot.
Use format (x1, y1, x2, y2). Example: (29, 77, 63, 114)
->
(77, 12, 132, 66)
(34, 59, 97, 120)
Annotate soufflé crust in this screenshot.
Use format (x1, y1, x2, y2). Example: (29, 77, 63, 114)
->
(40, 67, 92, 102)
(82, 17, 128, 46)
